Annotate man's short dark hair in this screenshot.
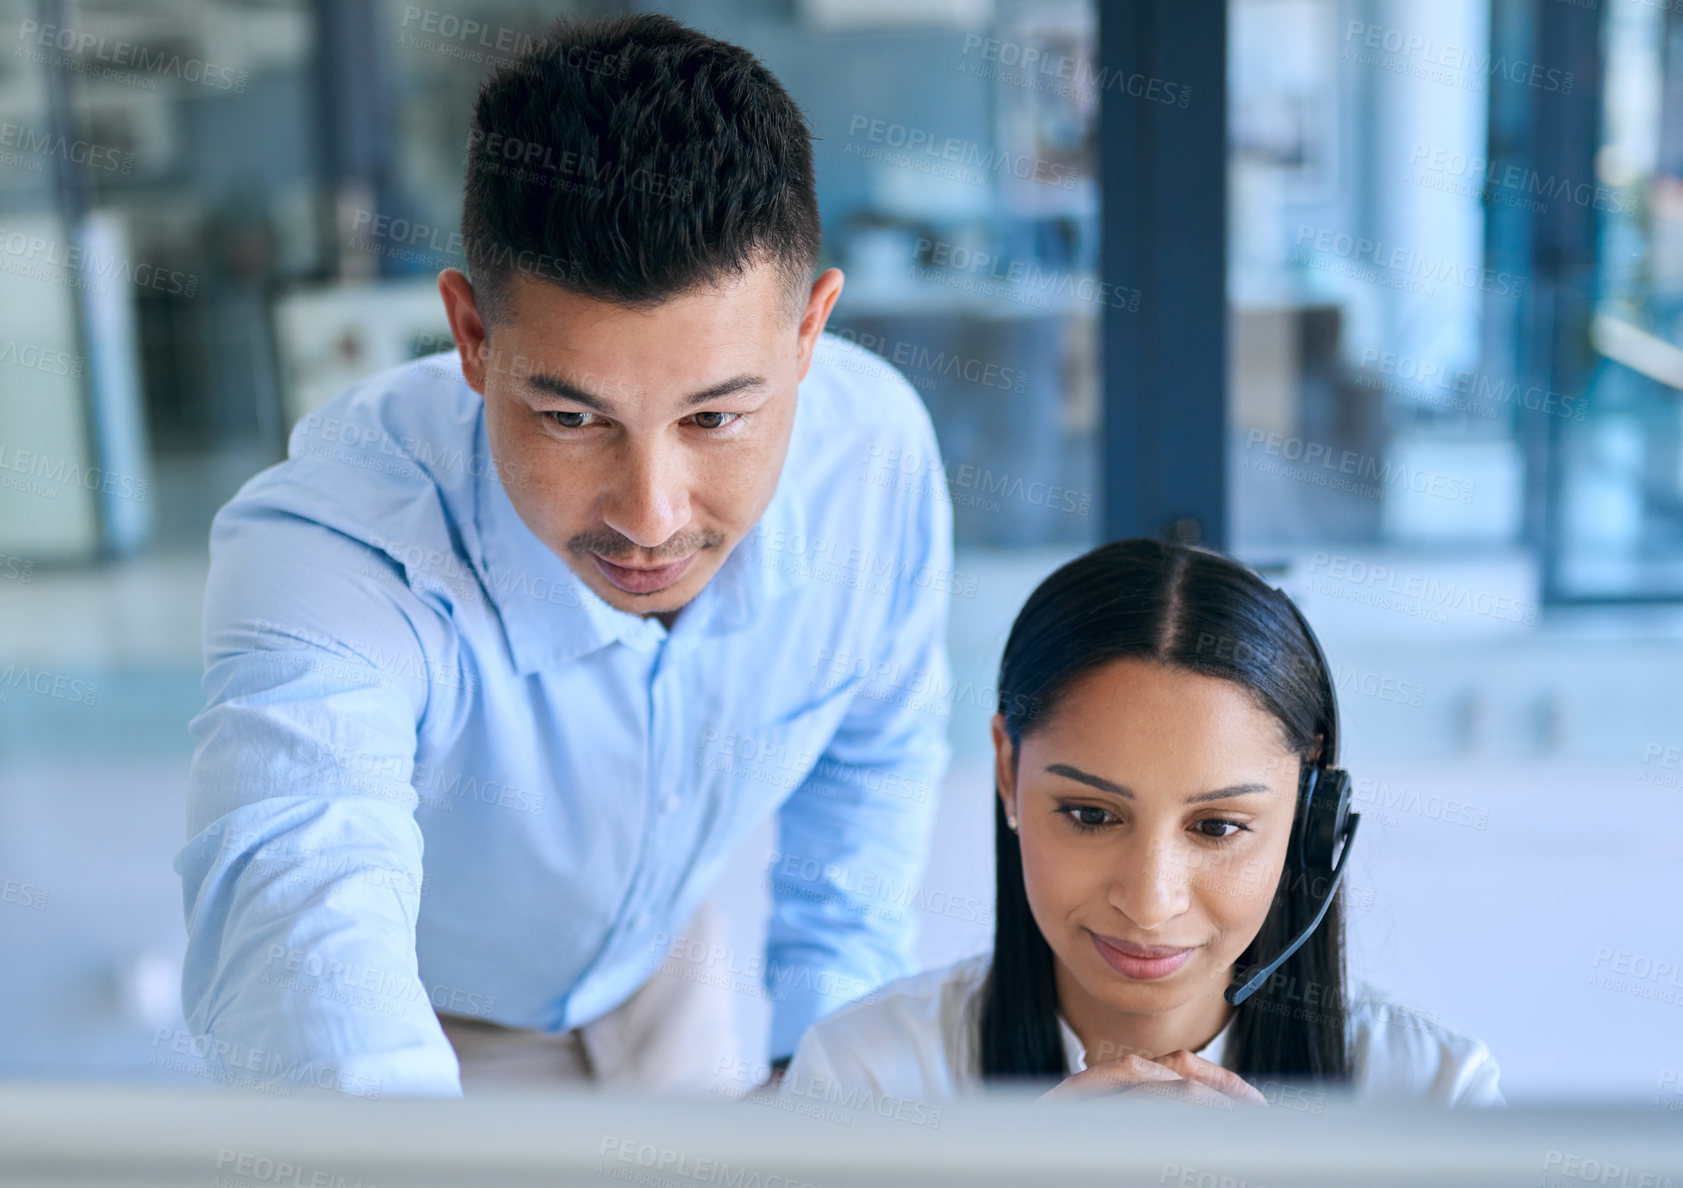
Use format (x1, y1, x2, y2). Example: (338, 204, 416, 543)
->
(461, 14, 821, 325)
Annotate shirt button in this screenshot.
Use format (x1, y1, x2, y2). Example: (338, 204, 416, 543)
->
(661, 794, 680, 815)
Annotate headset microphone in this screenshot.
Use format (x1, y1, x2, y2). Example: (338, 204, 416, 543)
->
(1224, 593, 1361, 1007)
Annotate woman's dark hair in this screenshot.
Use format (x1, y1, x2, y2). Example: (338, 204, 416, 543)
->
(460, 13, 821, 324)
(976, 538, 1351, 1087)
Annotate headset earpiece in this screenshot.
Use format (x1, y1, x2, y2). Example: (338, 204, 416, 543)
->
(1299, 764, 1351, 871)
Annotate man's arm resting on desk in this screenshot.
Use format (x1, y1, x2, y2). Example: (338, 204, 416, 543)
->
(176, 505, 463, 1098)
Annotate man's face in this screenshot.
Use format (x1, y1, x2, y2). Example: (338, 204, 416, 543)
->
(440, 262, 842, 618)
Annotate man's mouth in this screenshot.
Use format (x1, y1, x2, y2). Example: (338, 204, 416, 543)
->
(592, 552, 697, 595)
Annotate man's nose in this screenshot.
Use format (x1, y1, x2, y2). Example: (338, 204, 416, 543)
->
(601, 445, 690, 550)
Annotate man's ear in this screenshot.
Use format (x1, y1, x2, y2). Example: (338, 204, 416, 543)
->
(438, 269, 489, 395)
(795, 268, 845, 382)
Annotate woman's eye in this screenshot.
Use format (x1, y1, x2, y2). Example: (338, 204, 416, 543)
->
(1194, 819, 1250, 841)
(691, 411, 739, 431)
(1062, 805, 1115, 831)
(547, 411, 595, 429)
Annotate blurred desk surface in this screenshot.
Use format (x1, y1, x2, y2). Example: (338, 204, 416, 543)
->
(0, 1085, 1679, 1187)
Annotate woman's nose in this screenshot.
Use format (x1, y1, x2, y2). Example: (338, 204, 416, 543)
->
(1107, 836, 1195, 932)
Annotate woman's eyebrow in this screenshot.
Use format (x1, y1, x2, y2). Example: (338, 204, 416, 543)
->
(1043, 763, 1273, 804)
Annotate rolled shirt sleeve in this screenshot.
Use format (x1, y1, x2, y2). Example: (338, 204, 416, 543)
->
(174, 494, 463, 1098)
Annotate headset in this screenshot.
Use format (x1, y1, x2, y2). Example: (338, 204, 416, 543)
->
(1224, 591, 1362, 1007)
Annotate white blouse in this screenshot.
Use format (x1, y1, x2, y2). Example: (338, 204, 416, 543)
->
(783, 952, 1505, 1108)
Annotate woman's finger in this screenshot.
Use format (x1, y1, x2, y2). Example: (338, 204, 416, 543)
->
(1040, 1053, 1184, 1101)
(1151, 1050, 1268, 1105)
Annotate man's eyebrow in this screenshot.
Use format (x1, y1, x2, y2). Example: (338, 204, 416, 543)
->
(1043, 763, 1273, 805)
(524, 371, 766, 412)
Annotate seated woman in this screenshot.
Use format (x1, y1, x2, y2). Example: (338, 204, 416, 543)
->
(783, 538, 1503, 1107)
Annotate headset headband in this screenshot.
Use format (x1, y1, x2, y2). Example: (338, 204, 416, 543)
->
(1277, 591, 1338, 771)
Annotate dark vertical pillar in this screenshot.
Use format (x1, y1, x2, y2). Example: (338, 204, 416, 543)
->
(1098, 0, 1228, 548)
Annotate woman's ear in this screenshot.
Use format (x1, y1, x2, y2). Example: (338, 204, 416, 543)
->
(991, 714, 1018, 827)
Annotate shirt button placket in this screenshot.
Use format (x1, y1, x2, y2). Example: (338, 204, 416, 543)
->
(640, 646, 683, 937)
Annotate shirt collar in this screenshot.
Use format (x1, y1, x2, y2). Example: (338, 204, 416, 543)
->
(1056, 1013, 1234, 1073)
(467, 396, 810, 676)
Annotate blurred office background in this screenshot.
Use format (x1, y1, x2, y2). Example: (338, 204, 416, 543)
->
(0, 0, 1678, 1106)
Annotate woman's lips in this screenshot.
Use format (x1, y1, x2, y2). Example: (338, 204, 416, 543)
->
(592, 552, 696, 595)
(1091, 932, 1195, 981)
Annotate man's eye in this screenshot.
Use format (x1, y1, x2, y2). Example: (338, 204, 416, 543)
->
(691, 411, 739, 431)
(547, 411, 595, 429)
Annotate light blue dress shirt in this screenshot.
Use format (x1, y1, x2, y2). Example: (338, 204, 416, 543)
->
(173, 335, 954, 1098)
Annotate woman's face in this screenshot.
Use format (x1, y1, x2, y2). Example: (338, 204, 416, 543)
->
(994, 657, 1304, 1027)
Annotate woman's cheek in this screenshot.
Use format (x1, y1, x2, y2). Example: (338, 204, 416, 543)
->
(1203, 836, 1291, 946)
(1020, 828, 1096, 935)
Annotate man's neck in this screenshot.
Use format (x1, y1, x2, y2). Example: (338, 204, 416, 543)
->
(653, 608, 681, 631)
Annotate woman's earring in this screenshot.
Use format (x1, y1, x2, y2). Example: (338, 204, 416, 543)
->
(1006, 814, 1018, 831)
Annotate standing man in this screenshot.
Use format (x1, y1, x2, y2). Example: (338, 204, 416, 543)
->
(174, 13, 952, 1098)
